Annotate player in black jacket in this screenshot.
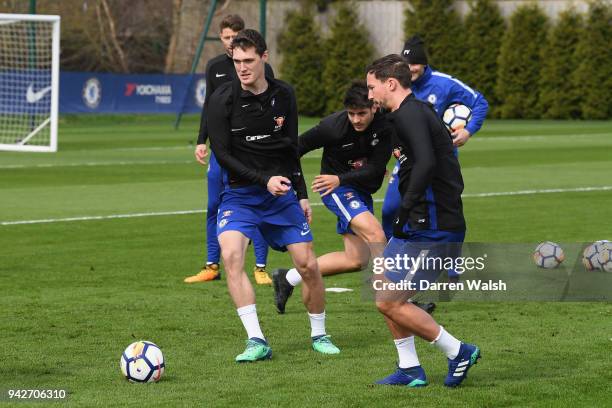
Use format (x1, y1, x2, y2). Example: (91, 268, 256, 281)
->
(208, 30, 340, 362)
(366, 55, 480, 388)
(272, 81, 392, 314)
(185, 15, 274, 285)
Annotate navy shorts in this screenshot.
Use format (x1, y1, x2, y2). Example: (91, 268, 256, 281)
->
(383, 230, 465, 286)
(217, 185, 312, 251)
(321, 186, 373, 235)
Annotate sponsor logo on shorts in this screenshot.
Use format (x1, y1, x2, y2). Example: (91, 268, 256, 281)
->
(350, 201, 361, 209)
(344, 192, 354, 199)
(300, 222, 311, 236)
(218, 219, 228, 228)
(223, 210, 232, 217)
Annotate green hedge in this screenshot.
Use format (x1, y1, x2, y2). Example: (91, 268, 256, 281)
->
(573, 0, 612, 119)
(321, 1, 373, 115)
(496, 4, 549, 119)
(538, 8, 583, 119)
(463, 0, 505, 116)
(278, 8, 327, 116)
(276, 1, 611, 119)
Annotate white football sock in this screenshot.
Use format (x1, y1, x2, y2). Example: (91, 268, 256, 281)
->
(236, 304, 265, 341)
(431, 326, 461, 359)
(286, 268, 303, 286)
(308, 311, 326, 338)
(394, 336, 420, 369)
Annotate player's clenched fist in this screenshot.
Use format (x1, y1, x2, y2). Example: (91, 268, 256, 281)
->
(194, 144, 208, 165)
(267, 176, 291, 196)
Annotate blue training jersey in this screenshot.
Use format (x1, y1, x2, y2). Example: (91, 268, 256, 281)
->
(411, 66, 488, 136)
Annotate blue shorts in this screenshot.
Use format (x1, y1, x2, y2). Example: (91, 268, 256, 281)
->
(321, 186, 373, 235)
(217, 185, 312, 252)
(383, 230, 465, 286)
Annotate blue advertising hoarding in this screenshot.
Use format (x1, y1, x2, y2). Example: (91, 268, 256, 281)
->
(0, 70, 206, 114)
(60, 72, 206, 114)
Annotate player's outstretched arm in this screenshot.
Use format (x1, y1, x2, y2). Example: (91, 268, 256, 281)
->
(311, 174, 340, 197)
(298, 123, 328, 157)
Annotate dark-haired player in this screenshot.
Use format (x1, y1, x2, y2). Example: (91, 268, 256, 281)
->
(366, 54, 480, 387)
(273, 81, 392, 314)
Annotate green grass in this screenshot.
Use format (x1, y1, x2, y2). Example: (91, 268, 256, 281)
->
(1, 115, 611, 407)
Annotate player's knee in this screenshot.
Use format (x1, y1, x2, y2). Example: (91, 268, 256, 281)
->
(361, 227, 386, 244)
(294, 257, 317, 279)
(221, 248, 243, 272)
(346, 257, 367, 272)
(376, 301, 399, 317)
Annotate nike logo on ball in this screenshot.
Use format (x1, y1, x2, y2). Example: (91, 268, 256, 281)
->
(26, 84, 52, 103)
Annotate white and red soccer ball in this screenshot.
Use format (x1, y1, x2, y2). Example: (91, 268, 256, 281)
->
(582, 240, 611, 272)
(442, 103, 472, 131)
(533, 241, 565, 269)
(120, 341, 165, 383)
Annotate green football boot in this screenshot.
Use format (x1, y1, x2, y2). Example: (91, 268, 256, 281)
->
(235, 338, 272, 363)
(312, 335, 340, 355)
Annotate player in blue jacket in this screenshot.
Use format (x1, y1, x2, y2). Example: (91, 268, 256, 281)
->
(382, 35, 489, 240)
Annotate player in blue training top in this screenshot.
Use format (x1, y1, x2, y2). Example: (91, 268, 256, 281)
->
(185, 15, 273, 285)
(272, 81, 393, 314)
(367, 54, 481, 388)
(381, 35, 488, 239)
(208, 30, 340, 361)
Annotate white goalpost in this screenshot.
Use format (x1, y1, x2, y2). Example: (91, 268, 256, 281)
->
(0, 13, 60, 152)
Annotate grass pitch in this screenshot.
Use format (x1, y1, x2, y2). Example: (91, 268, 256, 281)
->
(1, 115, 611, 407)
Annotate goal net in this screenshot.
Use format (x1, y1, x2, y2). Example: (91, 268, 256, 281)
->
(0, 14, 59, 152)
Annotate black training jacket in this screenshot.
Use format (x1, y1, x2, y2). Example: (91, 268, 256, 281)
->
(298, 111, 393, 195)
(208, 77, 307, 200)
(388, 93, 465, 232)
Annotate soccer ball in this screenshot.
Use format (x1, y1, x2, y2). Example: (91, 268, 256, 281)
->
(597, 242, 612, 272)
(582, 240, 610, 271)
(442, 103, 472, 131)
(120, 341, 165, 383)
(533, 241, 565, 269)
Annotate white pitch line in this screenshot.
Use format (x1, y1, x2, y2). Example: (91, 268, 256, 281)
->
(0, 157, 321, 170)
(461, 186, 612, 198)
(1, 210, 205, 226)
(0, 160, 193, 169)
(1, 186, 611, 226)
